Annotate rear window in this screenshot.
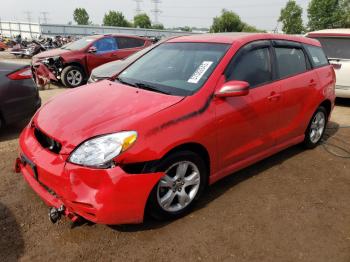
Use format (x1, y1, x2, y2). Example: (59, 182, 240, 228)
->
(116, 37, 145, 49)
(315, 37, 350, 59)
(275, 47, 307, 78)
(305, 45, 329, 67)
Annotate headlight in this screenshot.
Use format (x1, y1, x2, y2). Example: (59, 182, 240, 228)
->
(42, 56, 60, 64)
(69, 131, 137, 168)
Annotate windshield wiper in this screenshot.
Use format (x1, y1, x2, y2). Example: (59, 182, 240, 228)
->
(134, 82, 170, 94)
(116, 77, 136, 87)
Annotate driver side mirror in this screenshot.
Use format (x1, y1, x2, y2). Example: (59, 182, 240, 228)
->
(215, 80, 250, 98)
(88, 46, 97, 53)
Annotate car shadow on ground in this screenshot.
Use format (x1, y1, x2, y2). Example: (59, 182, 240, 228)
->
(0, 120, 28, 142)
(336, 97, 350, 107)
(0, 202, 24, 260)
(110, 122, 342, 233)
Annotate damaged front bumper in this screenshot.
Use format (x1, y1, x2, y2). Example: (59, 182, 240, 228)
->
(15, 125, 164, 225)
(31, 57, 63, 88)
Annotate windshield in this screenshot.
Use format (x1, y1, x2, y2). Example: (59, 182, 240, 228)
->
(316, 37, 350, 59)
(117, 42, 230, 96)
(61, 37, 96, 51)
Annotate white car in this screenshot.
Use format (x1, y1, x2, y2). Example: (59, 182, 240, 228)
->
(307, 29, 350, 98)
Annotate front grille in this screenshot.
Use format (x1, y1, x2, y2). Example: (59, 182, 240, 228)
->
(34, 128, 62, 154)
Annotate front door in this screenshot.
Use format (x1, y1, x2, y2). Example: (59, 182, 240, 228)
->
(215, 41, 282, 170)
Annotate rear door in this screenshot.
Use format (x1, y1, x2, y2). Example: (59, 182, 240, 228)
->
(216, 41, 282, 169)
(272, 40, 318, 144)
(113, 37, 146, 60)
(86, 37, 118, 72)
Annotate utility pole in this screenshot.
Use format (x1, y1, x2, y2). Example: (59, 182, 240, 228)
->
(151, 0, 162, 24)
(134, 0, 143, 15)
(40, 12, 49, 24)
(24, 11, 32, 38)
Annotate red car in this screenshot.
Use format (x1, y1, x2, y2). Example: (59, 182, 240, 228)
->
(16, 33, 335, 225)
(31, 34, 152, 88)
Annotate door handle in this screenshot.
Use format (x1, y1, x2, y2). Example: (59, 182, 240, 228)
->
(267, 93, 281, 101)
(309, 79, 317, 87)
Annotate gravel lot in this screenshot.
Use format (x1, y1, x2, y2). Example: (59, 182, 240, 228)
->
(1, 53, 350, 262)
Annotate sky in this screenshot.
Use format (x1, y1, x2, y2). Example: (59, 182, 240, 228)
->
(0, 0, 311, 31)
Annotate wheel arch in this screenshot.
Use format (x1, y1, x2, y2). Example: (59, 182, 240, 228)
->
(63, 62, 87, 77)
(161, 142, 211, 179)
(319, 99, 332, 119)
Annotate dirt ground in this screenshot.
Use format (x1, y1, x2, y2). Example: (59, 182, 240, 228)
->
(1, 54, 350, 262)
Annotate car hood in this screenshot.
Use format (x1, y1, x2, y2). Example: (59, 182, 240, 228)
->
(33, 48, 73, 59)
(34, 80, 184, 154)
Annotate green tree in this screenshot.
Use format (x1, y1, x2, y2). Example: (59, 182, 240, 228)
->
(134, 13, 152, 28)
(210, 9, 263, 33)
(308, 0, 350, 30)
(103, 11, 131, 27)
(210, 9, 244, 32)
(152, 23, 165, 30)
(278, 0, 304, 34)
(180, 26, 192, 32)
(242, 23, 266, 33)
(73, 8, 90, 25)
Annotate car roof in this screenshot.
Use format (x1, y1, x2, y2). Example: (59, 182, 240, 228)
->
(167, 33, 321, 46)
(306, 28, 350, 38)
(87, 34, 150, 40)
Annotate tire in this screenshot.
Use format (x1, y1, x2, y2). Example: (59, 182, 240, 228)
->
(303, 106, 327, 149)
(61, 65, 85, 88)
(0, 115, 4, 130)
(146, 150, 208, 221)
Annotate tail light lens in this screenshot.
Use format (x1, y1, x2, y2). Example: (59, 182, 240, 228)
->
(330, 63, 342, 70)
(7, 67, 32, 80)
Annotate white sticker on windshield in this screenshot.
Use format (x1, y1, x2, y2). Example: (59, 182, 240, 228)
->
(188, 61, 213, 84)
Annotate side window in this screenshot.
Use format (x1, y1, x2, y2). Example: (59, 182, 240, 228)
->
(93, 37, 117, 53)
(275, 47, 307, 78)
(228, 47, 272, 87)
(116, 37, 145, 49)
(305, 45, 329, 68)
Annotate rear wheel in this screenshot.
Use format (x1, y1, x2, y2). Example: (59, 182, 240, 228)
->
(146, 151, 207, 220)
(303, 106, 327, 149)
(61, 65, 85, 88)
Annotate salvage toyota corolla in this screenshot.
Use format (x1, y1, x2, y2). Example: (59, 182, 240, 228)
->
(16, 33, 336, 225)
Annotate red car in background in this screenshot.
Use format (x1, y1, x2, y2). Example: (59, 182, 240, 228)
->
(31, 34, 152, 88)
(16, 33, 335, 225)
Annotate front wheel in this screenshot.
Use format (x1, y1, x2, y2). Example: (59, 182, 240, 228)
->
(303, 106, 327, 149)
(146, 151, 208, 220)
(61, 65, 85, 88)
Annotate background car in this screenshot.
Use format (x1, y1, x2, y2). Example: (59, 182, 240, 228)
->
(0, 63, 41, 129)
(306, 28, 350, 98)
(32, 34, 152, 88)
(88, 37, 176, 83)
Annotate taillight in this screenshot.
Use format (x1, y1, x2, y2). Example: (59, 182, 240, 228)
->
(330, 63, 342, 70)
(7, 67, 32, 80)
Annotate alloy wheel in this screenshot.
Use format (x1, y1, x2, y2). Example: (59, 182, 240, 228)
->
(66, 70, 83, 86)
(157, 161, 201, 213)
(309, 111, 326, 144)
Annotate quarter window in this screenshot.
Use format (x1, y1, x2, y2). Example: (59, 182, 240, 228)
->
(275, 47, 307, 78)
(116, 37, 145, 49)
(305, 45, 329, 67)
(228, 47, 272, 87)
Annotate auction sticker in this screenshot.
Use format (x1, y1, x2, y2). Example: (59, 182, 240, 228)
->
(188, 61, 213, 84)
